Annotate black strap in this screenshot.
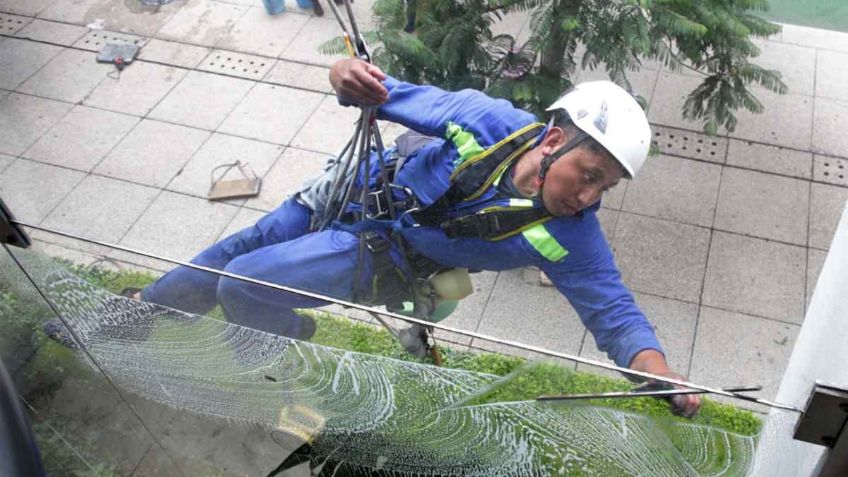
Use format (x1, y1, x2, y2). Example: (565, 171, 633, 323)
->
(444, 124, 545, 204)
(440, 207, 549, 240)
(355, 232, 411, 308)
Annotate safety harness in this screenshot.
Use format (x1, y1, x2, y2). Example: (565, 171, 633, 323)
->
(413, 122, 550, 241)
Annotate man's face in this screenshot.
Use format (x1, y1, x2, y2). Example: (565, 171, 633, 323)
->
(541, 144, 624, 217)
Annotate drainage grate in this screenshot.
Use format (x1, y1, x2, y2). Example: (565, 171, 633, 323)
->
(198, 50, 274, 81)
(0, 13, 30, 35)
(651, 125, 727, 163)
(813, 155, 848, 187)
(73, 30, 148, 52)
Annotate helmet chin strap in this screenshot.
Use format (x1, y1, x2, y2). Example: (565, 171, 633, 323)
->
(536, 129, 589, 213)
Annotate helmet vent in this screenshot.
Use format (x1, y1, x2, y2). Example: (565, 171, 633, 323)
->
(814, 155, 848, 187)
(651, 125, 726, 164)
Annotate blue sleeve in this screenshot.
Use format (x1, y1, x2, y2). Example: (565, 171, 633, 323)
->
(537, 221, 664, 369)
(374, 76, 537, 146)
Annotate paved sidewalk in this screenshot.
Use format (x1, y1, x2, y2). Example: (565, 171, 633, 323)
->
(2, 0, 848, 409)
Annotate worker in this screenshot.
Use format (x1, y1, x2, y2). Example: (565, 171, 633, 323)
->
(59, 58, 701, 417)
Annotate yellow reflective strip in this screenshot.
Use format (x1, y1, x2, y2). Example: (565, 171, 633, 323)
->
(450, 122, 545, 180)
(490, 216, 552, 241)
(446, 122, 485, 167)
(522, 223, 568, 261)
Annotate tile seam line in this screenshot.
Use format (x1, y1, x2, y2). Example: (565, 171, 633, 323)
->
(0, 32, 335, 96)
(8, 35, 848, 166)
(15, 151, 824, 252)
(653, 120, 848, 162)
(686, 158, 725, 377)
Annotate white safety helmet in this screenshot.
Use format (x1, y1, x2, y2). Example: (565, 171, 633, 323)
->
(546, 81, 651, 178)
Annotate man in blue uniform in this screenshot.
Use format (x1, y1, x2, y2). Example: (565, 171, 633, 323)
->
(134, 58, 700, 417)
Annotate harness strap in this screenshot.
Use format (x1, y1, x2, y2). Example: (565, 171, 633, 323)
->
(445, 123, 545, 204)
(440, 207, 551, 241)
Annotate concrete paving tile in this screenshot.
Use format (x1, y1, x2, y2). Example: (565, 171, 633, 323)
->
(578, 292, 698, 378)
(0, 93, 73, 156)
(216, 5, 308, 57)
(806, 248, 827, 312)
(702, 231, 806, 324)
(95, 119, 211, 188)
(595, 208, 618, 243)
(0, 154, 13, 173)
(726, 139, 812, 180)
(574, 66, 659, 105)
(263, 60, 333, 93)
(84, 61, 187, 117)
(813, 155, 848, 187)
(600, 180, 627, 210)
(0, 12, 31, 35)
(472, 268, 585, 359)
(217, 206, 267, 240)
(714, 168, 809, 246)
(729, 90, 813, 150)
(809, 182, 848, 250)
(0, 38, 62, 90)
(117, 191, 240, 267)
(13, 19, 88, 45)
(651, 125, 728, 164)
(689, 306, 799, 402)
(23, 105, 139, 171)
(435, 270, 498, 347)
(167, 132, 284, 198)
(290, 94, 361, 154)
(137, 39, 211, 69)
(780, 23, 848, 54)
(648, 72, 712, 131)
(279, 16, 349, 66)
(815, 49, 848, 100)
(18, 48, 111, 103)
(40, 0, 177, 36)
(0, 159, 85, 223)
(748, 38, 815, 96)
(0, 89, 7, 100)
(244, 147, 329, 211)
(621, 155, 721, 227)
(72, 29, 148, 53)
(612, 213, 711, 303)
(218, 83, 323, 144)
(41, 175, 159, 253)
(0, 0, 51, 16)
(156, 0, 248, 47)
(31, 240, 107, 268)
(812, 98, 848, 158)
(149, 70, 254, 130)
(197, 49, 275, 81)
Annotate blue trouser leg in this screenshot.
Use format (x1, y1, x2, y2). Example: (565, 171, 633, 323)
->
(215, 228, 364, 337)
(142, 198, 326, 336)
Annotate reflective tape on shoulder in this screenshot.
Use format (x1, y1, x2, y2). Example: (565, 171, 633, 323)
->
(445, 122, 484, 167)
(522, 224, 568, 262)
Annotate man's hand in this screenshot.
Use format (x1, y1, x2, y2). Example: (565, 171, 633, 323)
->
(329, 58, 388, 106)
(629, 349, 701, 418)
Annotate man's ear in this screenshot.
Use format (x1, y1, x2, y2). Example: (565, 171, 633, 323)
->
(541, 126, 568, 156)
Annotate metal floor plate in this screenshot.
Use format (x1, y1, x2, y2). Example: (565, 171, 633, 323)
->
(73, 30, 148, 53)
(651, 125, 728, 163)
(197, 50, 275, 81)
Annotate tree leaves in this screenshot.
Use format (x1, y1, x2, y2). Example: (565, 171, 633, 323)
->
(360, 0, 787, 133)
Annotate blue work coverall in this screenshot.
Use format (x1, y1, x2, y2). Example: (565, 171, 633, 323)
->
(143, 76, 664, 369)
